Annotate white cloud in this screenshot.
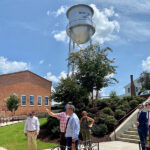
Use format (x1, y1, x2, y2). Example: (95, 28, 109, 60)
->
(55, 6, 68, 17)
(0, 56, 30, 74)
(105, 73, 114, 79)
(39, 60, 44, 64)
(53, 30, 68, 42)
(59, 71, 67, 79)
(99, 88, 107, 97)
(51, 86, 55, 92)
(142, 56, 150, 71)
(90, 4, 120, 44)
(103, 7, 119, 17)
(44, 71, 68, 83)
(44, 72, 59, 83)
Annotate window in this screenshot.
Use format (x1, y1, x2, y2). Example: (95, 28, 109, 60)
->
(136, 87, 138, 92)
(30, 95, 34, 105)
(21, 95, 26, 106)
(37, 96, 42, 106)
(128, 88, 130, 93)
(45, 96, 49, 106)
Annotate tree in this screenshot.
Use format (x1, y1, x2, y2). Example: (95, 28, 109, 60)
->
(138, 72, 150, 91)
(6, 95, 19, 115)
(109, 91, 118, 99)
(68, 43, 117, 105)
(51, 76, 90, 116)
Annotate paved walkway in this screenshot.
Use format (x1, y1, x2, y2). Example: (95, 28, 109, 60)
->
(0, 120, 23, 127)
(99, 141, 139, 150)
(44, 141, 139, 150)
(0, 147, 7, 150)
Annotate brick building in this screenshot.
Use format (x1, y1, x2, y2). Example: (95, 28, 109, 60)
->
(0, 70, 52, 117)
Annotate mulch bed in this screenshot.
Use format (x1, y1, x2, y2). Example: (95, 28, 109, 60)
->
(38, 128, 111, 144)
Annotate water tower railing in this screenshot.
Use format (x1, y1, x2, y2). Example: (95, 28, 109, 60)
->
(66, 18, 95, 30)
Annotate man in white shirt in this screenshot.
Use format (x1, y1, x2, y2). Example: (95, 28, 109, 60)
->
(65, 105, 80, 150)
(24, 111, 40, 150)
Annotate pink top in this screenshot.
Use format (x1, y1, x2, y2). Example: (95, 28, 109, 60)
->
(57, 112, 69, 133)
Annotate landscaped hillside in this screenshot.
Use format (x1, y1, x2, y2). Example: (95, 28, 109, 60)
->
(40, 96, 145, 141)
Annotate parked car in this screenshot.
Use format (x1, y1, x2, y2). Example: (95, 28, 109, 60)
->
(140, 90, 150, 96)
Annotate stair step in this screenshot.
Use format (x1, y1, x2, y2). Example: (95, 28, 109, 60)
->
(120, 134, 139, 140)
(117, 137, 140, 144)
(128, 128, 137, 131)
(124, 130, 138, 135)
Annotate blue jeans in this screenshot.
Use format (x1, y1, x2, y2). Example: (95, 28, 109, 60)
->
(66, 137, 78, 150)
(138, 128, 146, 150)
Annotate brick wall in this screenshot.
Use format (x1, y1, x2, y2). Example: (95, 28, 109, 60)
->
(0, 82, 51, 116)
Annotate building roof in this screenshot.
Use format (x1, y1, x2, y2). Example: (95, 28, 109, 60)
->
(0, 70, 52, 89)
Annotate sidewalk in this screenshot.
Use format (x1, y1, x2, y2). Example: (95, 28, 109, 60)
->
(0, 147, 7, 150)
(44, 141, 139, 150)
(0, 120, 23, 127)
(99, 141, 139, 150)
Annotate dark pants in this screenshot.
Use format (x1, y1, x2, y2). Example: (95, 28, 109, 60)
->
(138, 129, 146, 150)
(60, 132, 66, 150)
(66, 137, 78, 150)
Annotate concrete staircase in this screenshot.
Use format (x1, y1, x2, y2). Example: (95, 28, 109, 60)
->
(117, 127, 140, 144)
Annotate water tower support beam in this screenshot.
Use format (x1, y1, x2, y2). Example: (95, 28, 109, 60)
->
(72, 42, 75, 75)
(67, 36, 72, 76)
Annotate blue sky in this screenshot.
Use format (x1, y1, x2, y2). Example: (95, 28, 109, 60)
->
(0, 0, 150, 96)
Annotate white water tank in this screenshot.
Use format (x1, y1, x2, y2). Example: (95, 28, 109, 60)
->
(66, 4, 95, 44)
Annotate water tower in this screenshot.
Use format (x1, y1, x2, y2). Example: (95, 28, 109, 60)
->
(66, 4, 95, 74)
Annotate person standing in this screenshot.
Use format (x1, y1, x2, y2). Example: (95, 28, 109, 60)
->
(46, 104, 70, 150)
(65, 105, 80, 150)
(24, 111, 40, 150)
(136, 104, 148, 150)
(146, 102, 150, 150)
(80, 111, 94, 148)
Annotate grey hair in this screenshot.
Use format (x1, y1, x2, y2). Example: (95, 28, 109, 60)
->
(69, 105, 75, 112)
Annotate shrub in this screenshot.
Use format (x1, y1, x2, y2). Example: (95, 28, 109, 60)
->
(129, 100, 138, 109)
(88, 112, 96, 118)
(97, 113, 108, 124)
(134, 96, 146, 103)
(116, 102, 130, 113)
(91, 124, 108, 137)
(109, 97, 121, 111)
(97, 99, 109, 109)
(101, 107, 114, 116)
(97, 113, 116, 132)
(123, 96, 134, 102)
(115, 109, 126, 120)
(89, 107, 99, 114)
(46, 117, 60, 139)
(104, 115, 116, 132)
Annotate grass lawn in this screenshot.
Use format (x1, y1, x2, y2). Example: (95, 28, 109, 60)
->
(0, 118, 57, 150)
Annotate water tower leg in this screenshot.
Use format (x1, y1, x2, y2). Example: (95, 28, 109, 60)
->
(67, 37, 72, 76)
(72, 42, 75, 75)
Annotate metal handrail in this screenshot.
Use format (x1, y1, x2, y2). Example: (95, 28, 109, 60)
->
(113, 105, 139, 140)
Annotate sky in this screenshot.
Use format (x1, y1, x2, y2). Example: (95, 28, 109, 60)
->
(0, 0, 150, 97)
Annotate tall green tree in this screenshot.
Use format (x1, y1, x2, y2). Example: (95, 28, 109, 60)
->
(52, 76, 89, 116)
(138, 72, 150, 90)
(6, 95, 19, 115)
(68, 44, 117, 105)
